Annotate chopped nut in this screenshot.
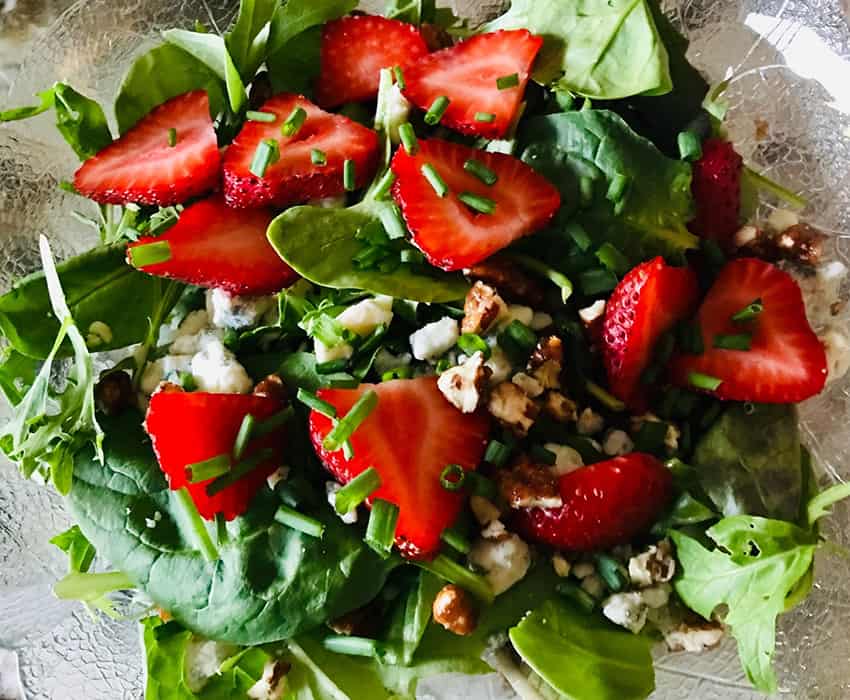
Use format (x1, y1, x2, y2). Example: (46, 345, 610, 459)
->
(528, 335, 564, 388)
(487, 382, 540, 436)
(253, 374, 287, 402)
(462, 281, 508, 335)
(542, 391, 578, 423)
(247, 658, 290, 700)
(552, 553, 572, 578)
(664, 619, 725, 653)
(467, 257, 546, 306)
(511, 372, 544, 398)
(95, 370, 134, 416)
(546, 443, 584, 477)
(482, 519, 507, 540)
(602, 429, 634, 457)
(581, 573, 606, 598)
(496, 458, 563, 510)
(732, 224, 761, 248)
(470, 495, 502, 525)
(432, 585, 478, 636)
(577, 407, 604, 435)
(328, 604, 380, 637)
(629, 540, 676, 587)
(437, 352, 492, 413)
(739, 222, 826, 266)
(572, 561, 595, 579)
(753, 117, 770, 141)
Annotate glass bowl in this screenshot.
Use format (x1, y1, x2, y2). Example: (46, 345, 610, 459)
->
(0, 0, 848, 698)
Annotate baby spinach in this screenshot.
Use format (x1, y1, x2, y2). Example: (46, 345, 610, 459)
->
(267, 0, 357, 56)
(66, 410, 397, 645)
(225, 0, 278, 80)
(484, 0, 672, 100)
(267, 202, 469, 303)
(381, 570, 443, 666)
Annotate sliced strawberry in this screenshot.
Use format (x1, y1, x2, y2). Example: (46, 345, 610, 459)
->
(315, 15, 429, 109)
(401, 30, 542, 139)
(512, 453, 673, 551)
(670, 257, 827, 402)
(145, 391, 284, 521)
(74, 90, 220, 206)
(223, 93, 380, 208)
(689, 138, 744, 243)
(127, 196, 298, 295)
(391, 138, 560, 271)
(308, 377, 490, 559)
(602, 257, 700, 409)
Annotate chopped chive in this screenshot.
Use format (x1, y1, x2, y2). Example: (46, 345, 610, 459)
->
(678, 130, 702, 161)
(232, 414, 256, 460)
(474, 112, 496, 123)
(496, 73, 520, 90)
(398, 122, 418, 154)
(415, 554, 494, 603)
(585, 379, 626, 412)
(249, 138, 280, 177)
(565, 221, 592, 251)
(281, 106, 307, 137)
(484, 440, 511, 467)
(556, 581, 597, 611)
(677, 321, 705, 355)
(580, 268, 618, 296)
(594, 553, 629, 592)
(365, 498, 399, 558)
(274, 504, 325, 538)
(595, 242, 630, 276)
(206, 448, 274, 496)
(393, 65, 406, 90)
(296, 388, 337, 418)
(579, 176, 595, 206)
(440, 464, 466, 492)
(441, 526, 471, 554)
(128, 240, 171, 268)
(343, 159, 356, 191)
(529, 444, 557, 466)
(342, 439, 355, 460)
(379, 202, 407, 239)
(463, 159, 498, 186)
(424, 95, 450, 125)
(253, 407, 294, 438)
(321, 372, 360, 389)
(311, 148, 327, 166)
(316, 358, 349, 374)
(381, 366, 413, 381)
(167, 127, 177, 147)
(186, 454, 231, 483)
(457, 333, 491, 360)
(458, 192, 496, 214)
(713, 333, 752, 351)
(421, 163, 448, 198)
(688, 371, 723, 391)
(323, 390, 378, 451)
(323, 635, 381, 658)
(246, 109, 276, 123)
(509, 253, 574, 303)
(731, 298, 763, 323)
(335, 467, 381, 514)
(372, 169, 396, 199)
(464, 472, 499, 501)
(606, 173, 630, 203)
(435, 357, 452, 374)
(173, 488, 218, 562)
(176, 371, 197, 392)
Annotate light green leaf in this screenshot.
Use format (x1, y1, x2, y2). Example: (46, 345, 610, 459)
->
(50, 524, 97, 573)
(225, 0, 278, 79)
(0, 87, 55, 121)
(0, 347, 38, 406)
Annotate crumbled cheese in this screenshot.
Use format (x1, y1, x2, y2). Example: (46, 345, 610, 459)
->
(437, 352, 490, 413)
(484, 346, 513, 385)
(733, 224, 760, 248)
(481, 519, 507, 540)
(766, 207, 800, 233)
(578, 300, 606, 326)
(140, 354, 193, 395)
(373, 348, 412, 376)
(470, 495, 501, 525)
(485, 139, 515, 155)
(498, 305, 534, 329)
(191, 336, 253, 394)
(469, 533, 531, 595)
(602, 592, 648, 634)
(545, 443, 584, 477)
(409, 317, 460, 361)
(552, 553, 571, 578)
(572, 561, 595, 579)
(530, 311, 553, 331)
(823, 325, 850, 383)
(206, 288, 276, 330)
(335, 296, 394, 337)
(184, 638, 239, 693)
(602, 429, 634, 456)
(511, 372, 544, 398)
(314, 339, 354, 364)
(576, 407, 605, 435)
(581, 574, 606, 599)
(170, 310, 214, 354)
(325, 481, 357, 524)
(247, 659, 288, 700)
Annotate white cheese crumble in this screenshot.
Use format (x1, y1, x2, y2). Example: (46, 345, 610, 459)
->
(373, 348, 412, 376)
(498, 304, 534, 329)
(206, 288, 276, 330)
(314, 339, 354, 364)
(545, 443, 584, 477)
(602, 429, 635, 457)
(823, 325, 850, 383)
(576, 407, 605, 435)
(184, 638, 239, 693)
(468, 532, 531, 596)
(484, 345, 513, 385)
(335, 295, 394, 337)
(325, 481, 357, 524)
(578, 300, 606, 325)
(766, 207, 799, 232)
(602, 592, 648, 633)
(191, 335, 253, 394)
(409, 317, 460, 361)
(140, 355, 193, 395)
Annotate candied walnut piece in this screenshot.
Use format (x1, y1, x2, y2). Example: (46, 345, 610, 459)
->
(432, 584, 478, 636)
(528, 335, 564, 389)
(95, 370, 134, 415)
(437, 352, 492, 413)
(467, 257, 546, 306)
(737, 222, 826, 266)
(462, 281, 507, 335)
(253, 374, 287, 403)
(542, 391, 578, 423)
(496, 457, 563, 509)
(487, 382, 539, 436)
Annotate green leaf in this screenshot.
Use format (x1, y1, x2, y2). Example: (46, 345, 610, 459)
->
(508, 598, 654, 700)
(0, 87, 55, 121)
(0, 244, 180, 360)
(267, 0, 356, 56)
(692, 403, 803, 522)
(50, 524, 96, 573)
(52, 83, 113, 160)
(0, 347, 38, 406)
(484, 0, 672, 99)
(225, 0, 278, 80)
(115, 43, 227, 133)
(381, 571, 443, 666)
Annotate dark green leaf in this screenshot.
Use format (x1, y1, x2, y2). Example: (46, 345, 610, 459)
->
(381, 570, 443, 666)
(225, 0, 278, 80)
(266, 25, 322, 94)
(52, 83, 113, 160)
(267, 0, 356, 56)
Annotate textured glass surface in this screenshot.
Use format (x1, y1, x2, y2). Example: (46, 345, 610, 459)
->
(0, 1, 848, 698)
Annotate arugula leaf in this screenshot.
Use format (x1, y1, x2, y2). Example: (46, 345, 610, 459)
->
(225, 0, 278, 80)
(692, 403, 803, 522)
(267, 202, 469, 303)
(0, 347, 38, 405)
(53, 570, 135, 618)
(50, 525, 97, 573)
(484, 0, 672, 100)
(115, 44, 227, 133)
(508, 598, 655, 700)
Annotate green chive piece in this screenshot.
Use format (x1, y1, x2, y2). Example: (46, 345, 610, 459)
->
(595, 242, 630, 276)
(323, 390, 378, 451)
(167, 127, 177, 147)
(441, 526, 471, 554)
(393, 65, 406, 90)
(464, 472, 499, 501)
(322, 635, 381, 658)
(281, 106, 307, 137)
(206, 448, 274, 496)
(311, 148, 327, 166)
(372, 169, 396, 200)
(343, 159, 356, 191)
(174, 488, 218, 561)
(316, 358, 349, 374)
(215, 513, 228, 546)
(274, 504, 325, 538)
(249, 138, 280, 177)
(246, 110, 276, 123)
(398, 122, 418, 155)
(585, 379, 626, 412)
(713, 333, 752, 351)
(296, 388, 337, 418)
(474, 112, 496, 123)
(381, 366, 413, 381)
(496, 73, 520, 90)
(424, 95, 450, 125)
(529, 444, 557, 466)
(731, 298, 764, 323)
(128, 240, 171, 268)
(678, 130, 703, 162)
(463, 159, 498, 186)
(421, 163, 449, 198)
(232, 414, 256, 461)
(458, 192, 496, 214)
(435, 357, 451, 374)
(580, 268, 618, 296)
(335, 467, 381, 514)
(415, 554, 494, 603)
(594, 553, 629, 592)
(253, 407, 294, 438)
(365, 498, 399, 558)
(556, 580, 597, 611)
(342, 439, 355, 460)
(457, 333, 491, 360)
(177, 371, 197, 392)
(321, 372, 360, 389)
(688, 371, 723, 391)
(509, 253, 574, 303)
(440, 464, 466, 492)
(606, 173, 630, 203)
(484, 439, 511, 467)
(185, 454, 231, 483)
(565, 221, 592, 251)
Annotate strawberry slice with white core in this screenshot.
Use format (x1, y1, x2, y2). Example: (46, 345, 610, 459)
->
(74, 90, 220, 206)
(401, 29, 543, 138)
(308, 377, 490, 559)
(391, 138, 561, 271)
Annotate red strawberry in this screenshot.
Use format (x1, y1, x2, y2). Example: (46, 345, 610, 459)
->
(512, 453, 673, 551)
(401, 30, 542, 138)
(689, 138, 744, 243)
(308, 377, 490, 559)
(145, 391, 285, 521)
(74, 90, 220, 206)
(602, 257, 700, 408)
(223, 93, 380, 208)
(315, 15, 429, 109)
(127, 196, 298, 295)
(391, 138, 560, 271)
(671, 257, 827, 402)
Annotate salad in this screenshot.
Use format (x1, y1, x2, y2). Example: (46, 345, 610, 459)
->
(1, 0, 849, 698)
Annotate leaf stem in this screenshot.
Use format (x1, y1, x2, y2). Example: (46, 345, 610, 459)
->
(174, 487, 218, 562)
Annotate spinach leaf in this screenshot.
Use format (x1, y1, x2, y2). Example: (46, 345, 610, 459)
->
(381, 570, 443, 666)
(267, 0, 356, 56)
(115, 44, 227, 133)
(50, 525, 97, 573)
(225, 0, 278, 80)
(267, 202, 469, 303)
(0, 243, 178, 360)
(692, 403, 802, 522)
(279, 351, 323, 393)
(66, 410, 397, 644)
(509, 598, 655, 700)
(484, 0, 672, 100)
